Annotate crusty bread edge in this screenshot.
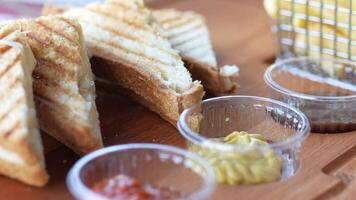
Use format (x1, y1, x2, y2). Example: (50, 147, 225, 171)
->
(0, 30, 49, 186)
(29, 16, 103, 156)
(0, 132, 49, 186)
(35, 99, 103, 155)
(184, 58, 238, 95)
(91, 56, 204, 126)
(0, 158, 49, 187)
(40, 5, 237, 96)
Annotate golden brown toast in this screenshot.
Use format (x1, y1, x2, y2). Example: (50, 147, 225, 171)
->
(41, 3, 238, 95)
(64, 0, 204, 125)
(0, 30, 48, 186)
(0, 16, 103, 155)
(153, 9, 239, 95)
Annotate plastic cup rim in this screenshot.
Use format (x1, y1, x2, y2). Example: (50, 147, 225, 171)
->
(66, 143, 216, 200)
(177, 95, 311, 152)
(264, 56, 356, 102)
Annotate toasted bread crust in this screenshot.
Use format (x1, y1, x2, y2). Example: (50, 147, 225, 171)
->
(43, 5, 239, 95)
(35, 98, 102, 154)
(0, 31, 49, 186)
(91, 56, 204, 125)
(62, 1, 204, 125)
(153, 9, 239, 95)
(0, 158, 48, 187)
(184, 58, 238, 95)
(0, 134, 49, 186)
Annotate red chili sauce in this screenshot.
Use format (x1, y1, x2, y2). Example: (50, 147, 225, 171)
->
(92, 174, 179, 200)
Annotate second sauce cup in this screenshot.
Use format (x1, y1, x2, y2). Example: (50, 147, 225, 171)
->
(178, 96, 310, 185)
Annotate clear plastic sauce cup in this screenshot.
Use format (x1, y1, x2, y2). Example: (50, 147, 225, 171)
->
(178, 96, 310, 185)
(67, 143, 216, 200)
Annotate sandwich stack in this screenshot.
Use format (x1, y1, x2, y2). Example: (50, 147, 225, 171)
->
(0, 0, 241, 186)
(0, 15, 103, 186)
(64, 0, 205, 125)
(0, 16, 103, 155)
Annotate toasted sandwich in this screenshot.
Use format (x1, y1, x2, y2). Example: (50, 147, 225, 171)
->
(42, 3, 235, 95)
(153, 9, 239, 95)
(0, 30, 48, 186)
(63, 0, 204, 125)
(0, 16, 103, 155)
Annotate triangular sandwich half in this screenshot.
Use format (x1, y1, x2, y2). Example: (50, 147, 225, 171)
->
(63, 0, 204, 125)
(153, 9, 239, 95)
(0, 16, 103, 155)
(0, 30, 48, 186)
(41, 3, 236, 95)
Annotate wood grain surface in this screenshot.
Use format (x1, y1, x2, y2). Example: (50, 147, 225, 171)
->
(0, 0, 355, 199)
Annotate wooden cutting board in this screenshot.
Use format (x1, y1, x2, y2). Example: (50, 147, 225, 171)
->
(1, 0, 355, 199)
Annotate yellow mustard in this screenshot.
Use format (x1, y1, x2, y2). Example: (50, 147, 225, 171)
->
(190, 131, 283, 185)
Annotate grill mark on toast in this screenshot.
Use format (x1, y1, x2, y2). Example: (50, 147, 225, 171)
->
(33, 90, 76, 122)
(34, 90, 84, 123)
(90, 36, 170, 67)
(0, 45, 11, 54)
(36, 58, 76, 80)
(158, 15, 180, 24)
(26, 32, 82, 66)
(183, 44, 211, 53)
(0, 53, 20, 79)
(33, 70, 80, 100)
(8, 77, 21, 91)
(58, 16, 78, 31)
(0, 30, 14, 40)
(35, 94, 86, 129)
(172, 34, 206, 47)
(80, 18, 180, 60)
(36, 20, 75, 43)
(80, 19, 139, 44)
(0, 98, 23, 125)
(87, 7, 151, 32)
(106, 2, 146, 14)
(0, 38, 23, 55)
(33, 90, 69, 117)
(90, 38, 165, 74)
(0, 77, 21, 101)
(33, 90, 55, 107)
(58, 15, 79, 31)
(167, 24, 205, 40)
(4, 121, 21, 139)
(164, 17, 199, 29)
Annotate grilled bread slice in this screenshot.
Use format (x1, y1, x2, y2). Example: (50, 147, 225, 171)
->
(41, 4, 237, 95)
(64, 0, 204, 125)
(0, 16, 103, 155)
(0, 30, 48, 186)
(153, 9, 239, 95)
